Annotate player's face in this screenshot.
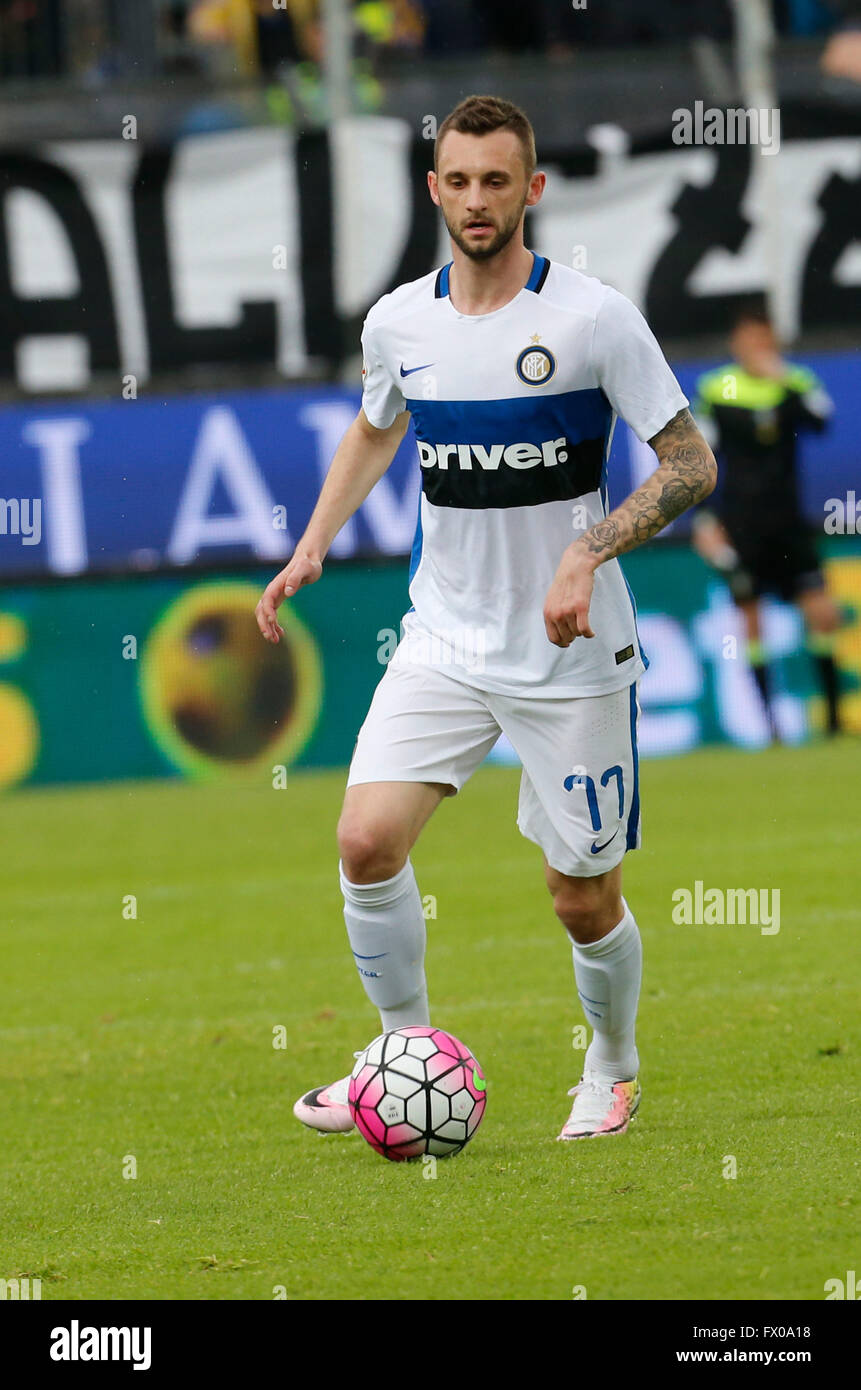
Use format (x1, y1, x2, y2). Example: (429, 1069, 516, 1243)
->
(731, 320, 779, 376)
(431, 130, 538, 261)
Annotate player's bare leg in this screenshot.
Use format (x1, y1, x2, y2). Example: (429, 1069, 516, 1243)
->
(337, 780, 450, 882)
(797, 587, 843, 735)
(692, 514, 779, 739)
(293, 781, 449, 1133)
(738, 597, 780, 742)
(545, 862, 642, 1140)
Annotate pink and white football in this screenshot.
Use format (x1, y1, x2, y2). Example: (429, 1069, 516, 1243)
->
(348, 1026, 487, 1162)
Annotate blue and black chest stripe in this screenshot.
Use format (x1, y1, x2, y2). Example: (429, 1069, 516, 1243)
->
(405, 257, 609, 510)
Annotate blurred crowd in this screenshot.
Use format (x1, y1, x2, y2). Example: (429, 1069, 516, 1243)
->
(3, 0, 861, 81)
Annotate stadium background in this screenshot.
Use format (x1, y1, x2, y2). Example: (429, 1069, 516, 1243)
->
(0, 0, 860, 787)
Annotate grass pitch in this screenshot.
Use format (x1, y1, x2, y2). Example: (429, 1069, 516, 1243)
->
(1, 741, 858, 1301)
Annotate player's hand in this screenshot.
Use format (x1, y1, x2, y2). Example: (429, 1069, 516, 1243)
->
(255, 550, 323, 643)
(691, 513, 731, 564)
(543, 549, 596, 647)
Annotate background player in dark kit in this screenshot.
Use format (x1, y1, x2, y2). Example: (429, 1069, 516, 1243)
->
(693, 305, 844, 738)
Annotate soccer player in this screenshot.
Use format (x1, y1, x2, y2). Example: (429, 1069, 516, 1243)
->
(692, 306, 842, 739)
(256, 95, 717, 1140)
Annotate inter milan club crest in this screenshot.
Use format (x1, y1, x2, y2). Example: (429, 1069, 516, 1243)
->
(516, 335, 556, 386)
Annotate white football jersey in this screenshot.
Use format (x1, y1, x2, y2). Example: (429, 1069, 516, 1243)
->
(360, 254, 688, 697)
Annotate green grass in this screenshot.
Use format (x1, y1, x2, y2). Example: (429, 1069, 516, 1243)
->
(1, 741, 858, 1301)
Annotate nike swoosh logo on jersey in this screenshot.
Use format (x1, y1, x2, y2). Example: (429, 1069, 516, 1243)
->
(399, 361, 435, 377)
(590, 827, 620, 854)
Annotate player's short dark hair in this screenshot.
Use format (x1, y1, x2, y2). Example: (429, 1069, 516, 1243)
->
(435, 95, 537, 178)
(731, 299, 772, 332)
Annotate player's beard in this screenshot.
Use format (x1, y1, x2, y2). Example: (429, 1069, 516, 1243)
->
(444, 194, 528, 262)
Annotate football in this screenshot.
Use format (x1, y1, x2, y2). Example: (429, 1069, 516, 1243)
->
(348, 1026, 487, 1162)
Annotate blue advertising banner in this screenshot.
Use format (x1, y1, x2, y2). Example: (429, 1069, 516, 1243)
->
(0, 350, 857, 579)
(0, 386, 421, 578)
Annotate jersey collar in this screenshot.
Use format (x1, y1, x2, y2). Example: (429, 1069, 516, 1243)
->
(434, 251, 550, 299)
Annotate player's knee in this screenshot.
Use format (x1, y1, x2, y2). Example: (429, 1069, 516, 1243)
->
(337, 816, 407, 885)
(811, 602, 841, 634)
(550, 878, 619, 945)
(800, 587, 841, 634)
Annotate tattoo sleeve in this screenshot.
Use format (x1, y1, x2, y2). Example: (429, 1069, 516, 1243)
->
(578, 407, 717, 564)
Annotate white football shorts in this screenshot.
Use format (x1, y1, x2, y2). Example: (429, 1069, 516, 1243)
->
(347, 660, 641, 878)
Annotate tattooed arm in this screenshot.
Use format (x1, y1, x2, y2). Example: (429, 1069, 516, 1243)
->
(543, 407, 717, 647)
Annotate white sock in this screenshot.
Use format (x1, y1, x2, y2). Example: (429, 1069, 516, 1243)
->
(340, 858, 430, 1031)
(571, 898, 642, 1083)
